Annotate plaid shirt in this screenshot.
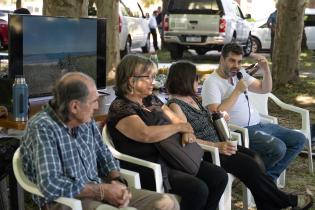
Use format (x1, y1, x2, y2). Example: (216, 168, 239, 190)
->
(20, 103, 120, 207)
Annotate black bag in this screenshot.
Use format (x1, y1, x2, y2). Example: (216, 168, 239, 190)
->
(155, 133, 204, 175)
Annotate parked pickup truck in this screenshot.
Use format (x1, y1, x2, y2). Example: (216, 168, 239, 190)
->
(163, 0, 252, 59)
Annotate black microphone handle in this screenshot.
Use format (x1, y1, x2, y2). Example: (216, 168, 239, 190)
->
(236, 71, 248, 97)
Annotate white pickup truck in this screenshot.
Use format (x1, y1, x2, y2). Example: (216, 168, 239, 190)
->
(163, 0, 252, 59)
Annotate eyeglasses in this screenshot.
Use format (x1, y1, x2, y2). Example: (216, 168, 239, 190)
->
(133, 75, 156, 81)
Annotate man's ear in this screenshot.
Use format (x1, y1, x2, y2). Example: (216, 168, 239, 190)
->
(68, 100, 80, 114)
(219, 56, 224, 64)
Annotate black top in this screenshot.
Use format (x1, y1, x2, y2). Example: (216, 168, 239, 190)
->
(167, 97, 220, 142)
(107, 95, 167, 163)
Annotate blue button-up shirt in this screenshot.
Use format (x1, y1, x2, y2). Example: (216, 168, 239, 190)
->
(20, 103, 120, 207)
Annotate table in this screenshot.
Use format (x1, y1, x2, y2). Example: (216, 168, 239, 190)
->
(0, 88, 115, 210)
(0, 87, 116, 130)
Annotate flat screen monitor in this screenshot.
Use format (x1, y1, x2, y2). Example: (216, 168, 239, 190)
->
(8, 14, 106, 97)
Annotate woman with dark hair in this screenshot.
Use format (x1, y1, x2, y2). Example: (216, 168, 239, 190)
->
(107, 54, 228, 210)
(165, 60, 313, 210)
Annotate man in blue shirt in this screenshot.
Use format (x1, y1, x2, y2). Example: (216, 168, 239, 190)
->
(21, 72, 179, 210)
(267, 10, 277, 57)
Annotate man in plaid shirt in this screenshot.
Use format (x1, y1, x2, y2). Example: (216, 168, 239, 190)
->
(21, 72, 179, 210)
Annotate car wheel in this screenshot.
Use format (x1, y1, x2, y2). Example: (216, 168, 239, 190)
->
(195, 49, 208, 55)
(120, 37, 131, 58)
(251, 37, 261, 53)
(169, 44, 183, 60)
(141, 34, 150, 53)
(243, 36, 252, 57)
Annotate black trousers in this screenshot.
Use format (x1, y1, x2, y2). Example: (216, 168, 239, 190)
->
(218, 146, 297, 210)
(167, 161, 228, 210)
(150, 28, 158, 51)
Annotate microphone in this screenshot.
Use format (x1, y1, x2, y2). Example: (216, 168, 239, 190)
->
(236, 72, 248, 99)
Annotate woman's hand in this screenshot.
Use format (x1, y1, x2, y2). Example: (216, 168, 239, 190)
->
(181, 132, 196, 146)
(177, 122, 194, 134)
(213, 142, 237, 156)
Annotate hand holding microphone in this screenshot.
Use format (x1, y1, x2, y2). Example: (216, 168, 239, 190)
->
(236, 72, 249, 100)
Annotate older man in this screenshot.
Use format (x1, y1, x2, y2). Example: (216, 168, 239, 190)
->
(20, 72, 179, 210)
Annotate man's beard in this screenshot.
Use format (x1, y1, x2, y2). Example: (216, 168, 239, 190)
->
(223, 67, 239, 78)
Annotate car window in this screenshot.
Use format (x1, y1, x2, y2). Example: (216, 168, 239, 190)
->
(234, 5, 244, 19)
(304, 15, 315, 27)
(168, 0, 222, 14)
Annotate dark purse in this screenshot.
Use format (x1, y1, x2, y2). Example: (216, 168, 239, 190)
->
(155, 133, 204, 175)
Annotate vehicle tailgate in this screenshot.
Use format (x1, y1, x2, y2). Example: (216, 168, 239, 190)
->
(168, 14, 220, 34)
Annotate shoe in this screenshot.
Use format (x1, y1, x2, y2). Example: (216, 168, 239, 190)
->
(292, 193, 313, 210)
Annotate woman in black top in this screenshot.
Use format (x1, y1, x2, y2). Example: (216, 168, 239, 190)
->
(165, 60, 313, 210)
(107, 54, 228, 210)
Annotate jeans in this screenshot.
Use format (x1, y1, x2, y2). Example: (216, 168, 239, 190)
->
(246, 122, 306, 180)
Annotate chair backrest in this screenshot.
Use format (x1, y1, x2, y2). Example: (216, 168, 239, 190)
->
(102, 125, 164, 193)
(248, 91, 269, 115)
(12, 148, 83, 210)
(12, 148, 44, 197)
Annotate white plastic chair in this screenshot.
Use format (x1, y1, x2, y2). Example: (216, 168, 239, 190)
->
(102, 125, 247, 210)
(12, 147, 141, 210)
(248, 92, 313, 174)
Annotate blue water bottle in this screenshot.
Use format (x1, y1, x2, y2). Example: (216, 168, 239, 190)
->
(12, 76, 29, 121)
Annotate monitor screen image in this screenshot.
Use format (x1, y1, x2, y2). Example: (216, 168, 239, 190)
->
(8, 14, 106, 97)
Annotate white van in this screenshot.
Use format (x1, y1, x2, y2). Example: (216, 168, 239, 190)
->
(251, 8, 315, 52)
(119, 0, 150, 57)
(163, 0, 252, 59)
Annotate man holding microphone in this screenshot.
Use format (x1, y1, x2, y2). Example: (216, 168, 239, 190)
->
(201, 42, 306, 182)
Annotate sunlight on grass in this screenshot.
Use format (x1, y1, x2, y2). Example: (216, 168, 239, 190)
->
(295, 95, 315, 105)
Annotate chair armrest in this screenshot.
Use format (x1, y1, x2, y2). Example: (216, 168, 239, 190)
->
(109, 149, 164, 193)
(269, 93, 310, 138)
(228, 124, 249, 148)
(259, 114, 278, 124)
(120, 168, 141, 189)
(198, 143, 221, 166)
(102, 126, 164, 193)
(231, 131, 242, 145)
(13, 148, 83, 210)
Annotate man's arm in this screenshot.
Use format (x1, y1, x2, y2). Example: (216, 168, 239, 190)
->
(248, 55, 272, 94)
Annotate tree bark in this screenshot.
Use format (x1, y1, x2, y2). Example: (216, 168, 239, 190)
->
(16, 0, 22, 9)
(43, 0, 89, 17)
(96, 0, 120, 85)
(272, 0, 306, 89)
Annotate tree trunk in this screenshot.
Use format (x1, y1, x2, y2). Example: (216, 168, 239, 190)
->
(96, 0, 120, 85)
(43, 0, 89, 17)
(272, 0, 306, 89)
(16, 0, 22, 9)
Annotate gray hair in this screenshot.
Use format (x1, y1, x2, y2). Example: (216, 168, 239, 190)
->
(52, 72, 95, 122)
(115, 54, 155, 97)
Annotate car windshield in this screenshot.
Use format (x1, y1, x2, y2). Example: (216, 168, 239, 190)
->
(168, 0, 222, 14)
